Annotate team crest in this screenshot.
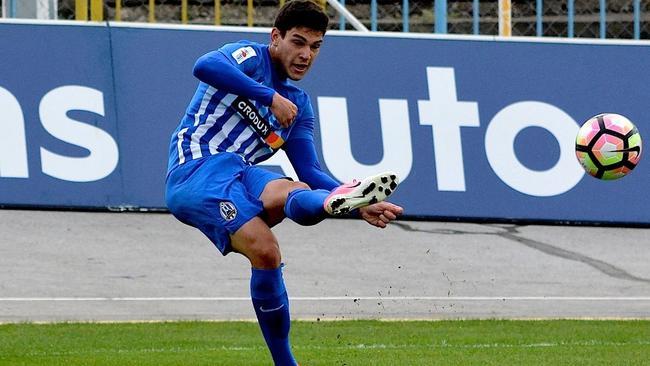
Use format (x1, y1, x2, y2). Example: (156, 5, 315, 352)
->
(219, 201, 237, 221)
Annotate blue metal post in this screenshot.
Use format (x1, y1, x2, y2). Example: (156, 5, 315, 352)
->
(473, 0, 479, 35)
(339, 0, 346, 30)
(434, 0, 447, 34)
(600, 0, 606, 38)
(403, 0, 409, 32)
(536, 0, 543, 37)
(371, 0, 378, 31)
(634, 0, 640, 39)
(568, 0, 574, 37)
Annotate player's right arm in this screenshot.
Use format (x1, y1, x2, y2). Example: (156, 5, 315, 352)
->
(192, 47, 296, 127)
(271, 93, 298, 128)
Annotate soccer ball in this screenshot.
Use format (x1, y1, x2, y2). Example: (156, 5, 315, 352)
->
(575, 113, 642, 180)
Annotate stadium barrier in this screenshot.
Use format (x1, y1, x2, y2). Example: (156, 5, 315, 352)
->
(0, 20, 648, 224)
(2, 0, 648, 38)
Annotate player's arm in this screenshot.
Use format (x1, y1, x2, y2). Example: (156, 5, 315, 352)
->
(193, 50, 275, 105)
(193, 49, 297, 127)
(282, 98, 339, 190)
(284, 96, 403, 226)
(285, 138, 403, 227)
(358, 202, 403, 228)
(283, 138, 339, 191)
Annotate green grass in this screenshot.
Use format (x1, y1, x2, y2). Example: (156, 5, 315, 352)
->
(1, 320, 649, 365)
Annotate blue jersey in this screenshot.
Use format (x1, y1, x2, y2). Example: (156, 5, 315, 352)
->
(168, 41, 315, 172)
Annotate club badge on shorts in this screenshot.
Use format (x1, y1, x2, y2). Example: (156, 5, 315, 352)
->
(219, 201, 237, 221)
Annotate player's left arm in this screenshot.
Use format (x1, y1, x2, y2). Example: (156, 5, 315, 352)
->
(283, 95, 403, 227)
(284, 139, 404, 228)
(284, 138, 403, 227)
(283, 138, 339, 191)
(282, 94, 339, 190)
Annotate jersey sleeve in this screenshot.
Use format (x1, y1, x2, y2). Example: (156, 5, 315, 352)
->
(283, 94, 339, 191)
(283, 138, 340, 191)
(192, 43, 275, 106)
(287, 93, 316, 141)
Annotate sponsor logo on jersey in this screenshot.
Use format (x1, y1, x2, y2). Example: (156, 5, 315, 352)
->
(231, 96, 285, 149)
(219, 201, 237, 221)
(231, 46, 257, 64)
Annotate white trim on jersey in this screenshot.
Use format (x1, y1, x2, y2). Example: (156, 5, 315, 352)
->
(194, 86, 217, 127)
(190, 123, 210, 160)
(190, 93, 237, 160)
(176, 127, 189, 164)
(226, 126, 255, 154)
(172, 79, 288, 167)
(241, 134, 260, 158)
(207, 112, 241, 154)
(248, 146, 273, 163)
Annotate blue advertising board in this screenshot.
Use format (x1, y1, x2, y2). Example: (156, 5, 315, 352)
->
(0, 20, 648, 224)
(0, 21, 122, 207)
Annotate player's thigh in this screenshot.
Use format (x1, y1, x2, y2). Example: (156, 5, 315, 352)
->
(231, 216, 281, 269)
(166, 154, 265, 256)
(241, 166, 309, 226)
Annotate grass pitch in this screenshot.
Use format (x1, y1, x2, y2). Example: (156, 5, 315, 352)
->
(1, 319, 649, 365)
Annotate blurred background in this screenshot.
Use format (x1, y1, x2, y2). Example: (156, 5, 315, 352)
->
(1, 0, 648, 38)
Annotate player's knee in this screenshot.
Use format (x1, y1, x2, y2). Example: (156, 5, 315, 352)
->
(262, 179, 310, 206)
(251, 245, 281, 269)
(290, 181, 310, 191)
(274, 181, 310, 207)
(260, 180, 311, 227)
(248, 236, 281, 269)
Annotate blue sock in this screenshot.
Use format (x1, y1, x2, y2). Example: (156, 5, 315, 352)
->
(284, 188, 329, 226)
(251, 266, 296, 366)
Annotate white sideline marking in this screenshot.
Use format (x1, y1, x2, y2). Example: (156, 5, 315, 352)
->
(1, 296, 650, 302)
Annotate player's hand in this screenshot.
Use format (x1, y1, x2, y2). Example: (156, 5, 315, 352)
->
(359, 201, 404, 229)
(271, 92, 298, 128)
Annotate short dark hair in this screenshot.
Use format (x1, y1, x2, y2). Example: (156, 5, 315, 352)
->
(273, 0, 329, 36)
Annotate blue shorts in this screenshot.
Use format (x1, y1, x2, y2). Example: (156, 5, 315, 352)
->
(165, 153, 286, 255)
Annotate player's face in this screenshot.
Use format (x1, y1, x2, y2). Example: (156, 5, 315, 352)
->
(270, 26, 324, 81)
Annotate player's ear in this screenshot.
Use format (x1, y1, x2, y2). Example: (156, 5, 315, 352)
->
(270, 28, 282, 47)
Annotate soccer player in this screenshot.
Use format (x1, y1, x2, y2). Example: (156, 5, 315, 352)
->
(165, 0, 403, 364)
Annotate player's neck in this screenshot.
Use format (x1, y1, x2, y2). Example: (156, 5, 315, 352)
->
(268, 45, 289, 81)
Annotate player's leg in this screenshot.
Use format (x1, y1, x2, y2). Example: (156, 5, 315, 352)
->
(167, 155, 298, 366)
(252, 170, 401, 226)
(237, 166, 311, 365)
(241, 165, 330, 227)
(259, 178, 329, 226)
(323, 171, 400, 215)
(281, 171, 402, 220)
(231, 218, 297, 366)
